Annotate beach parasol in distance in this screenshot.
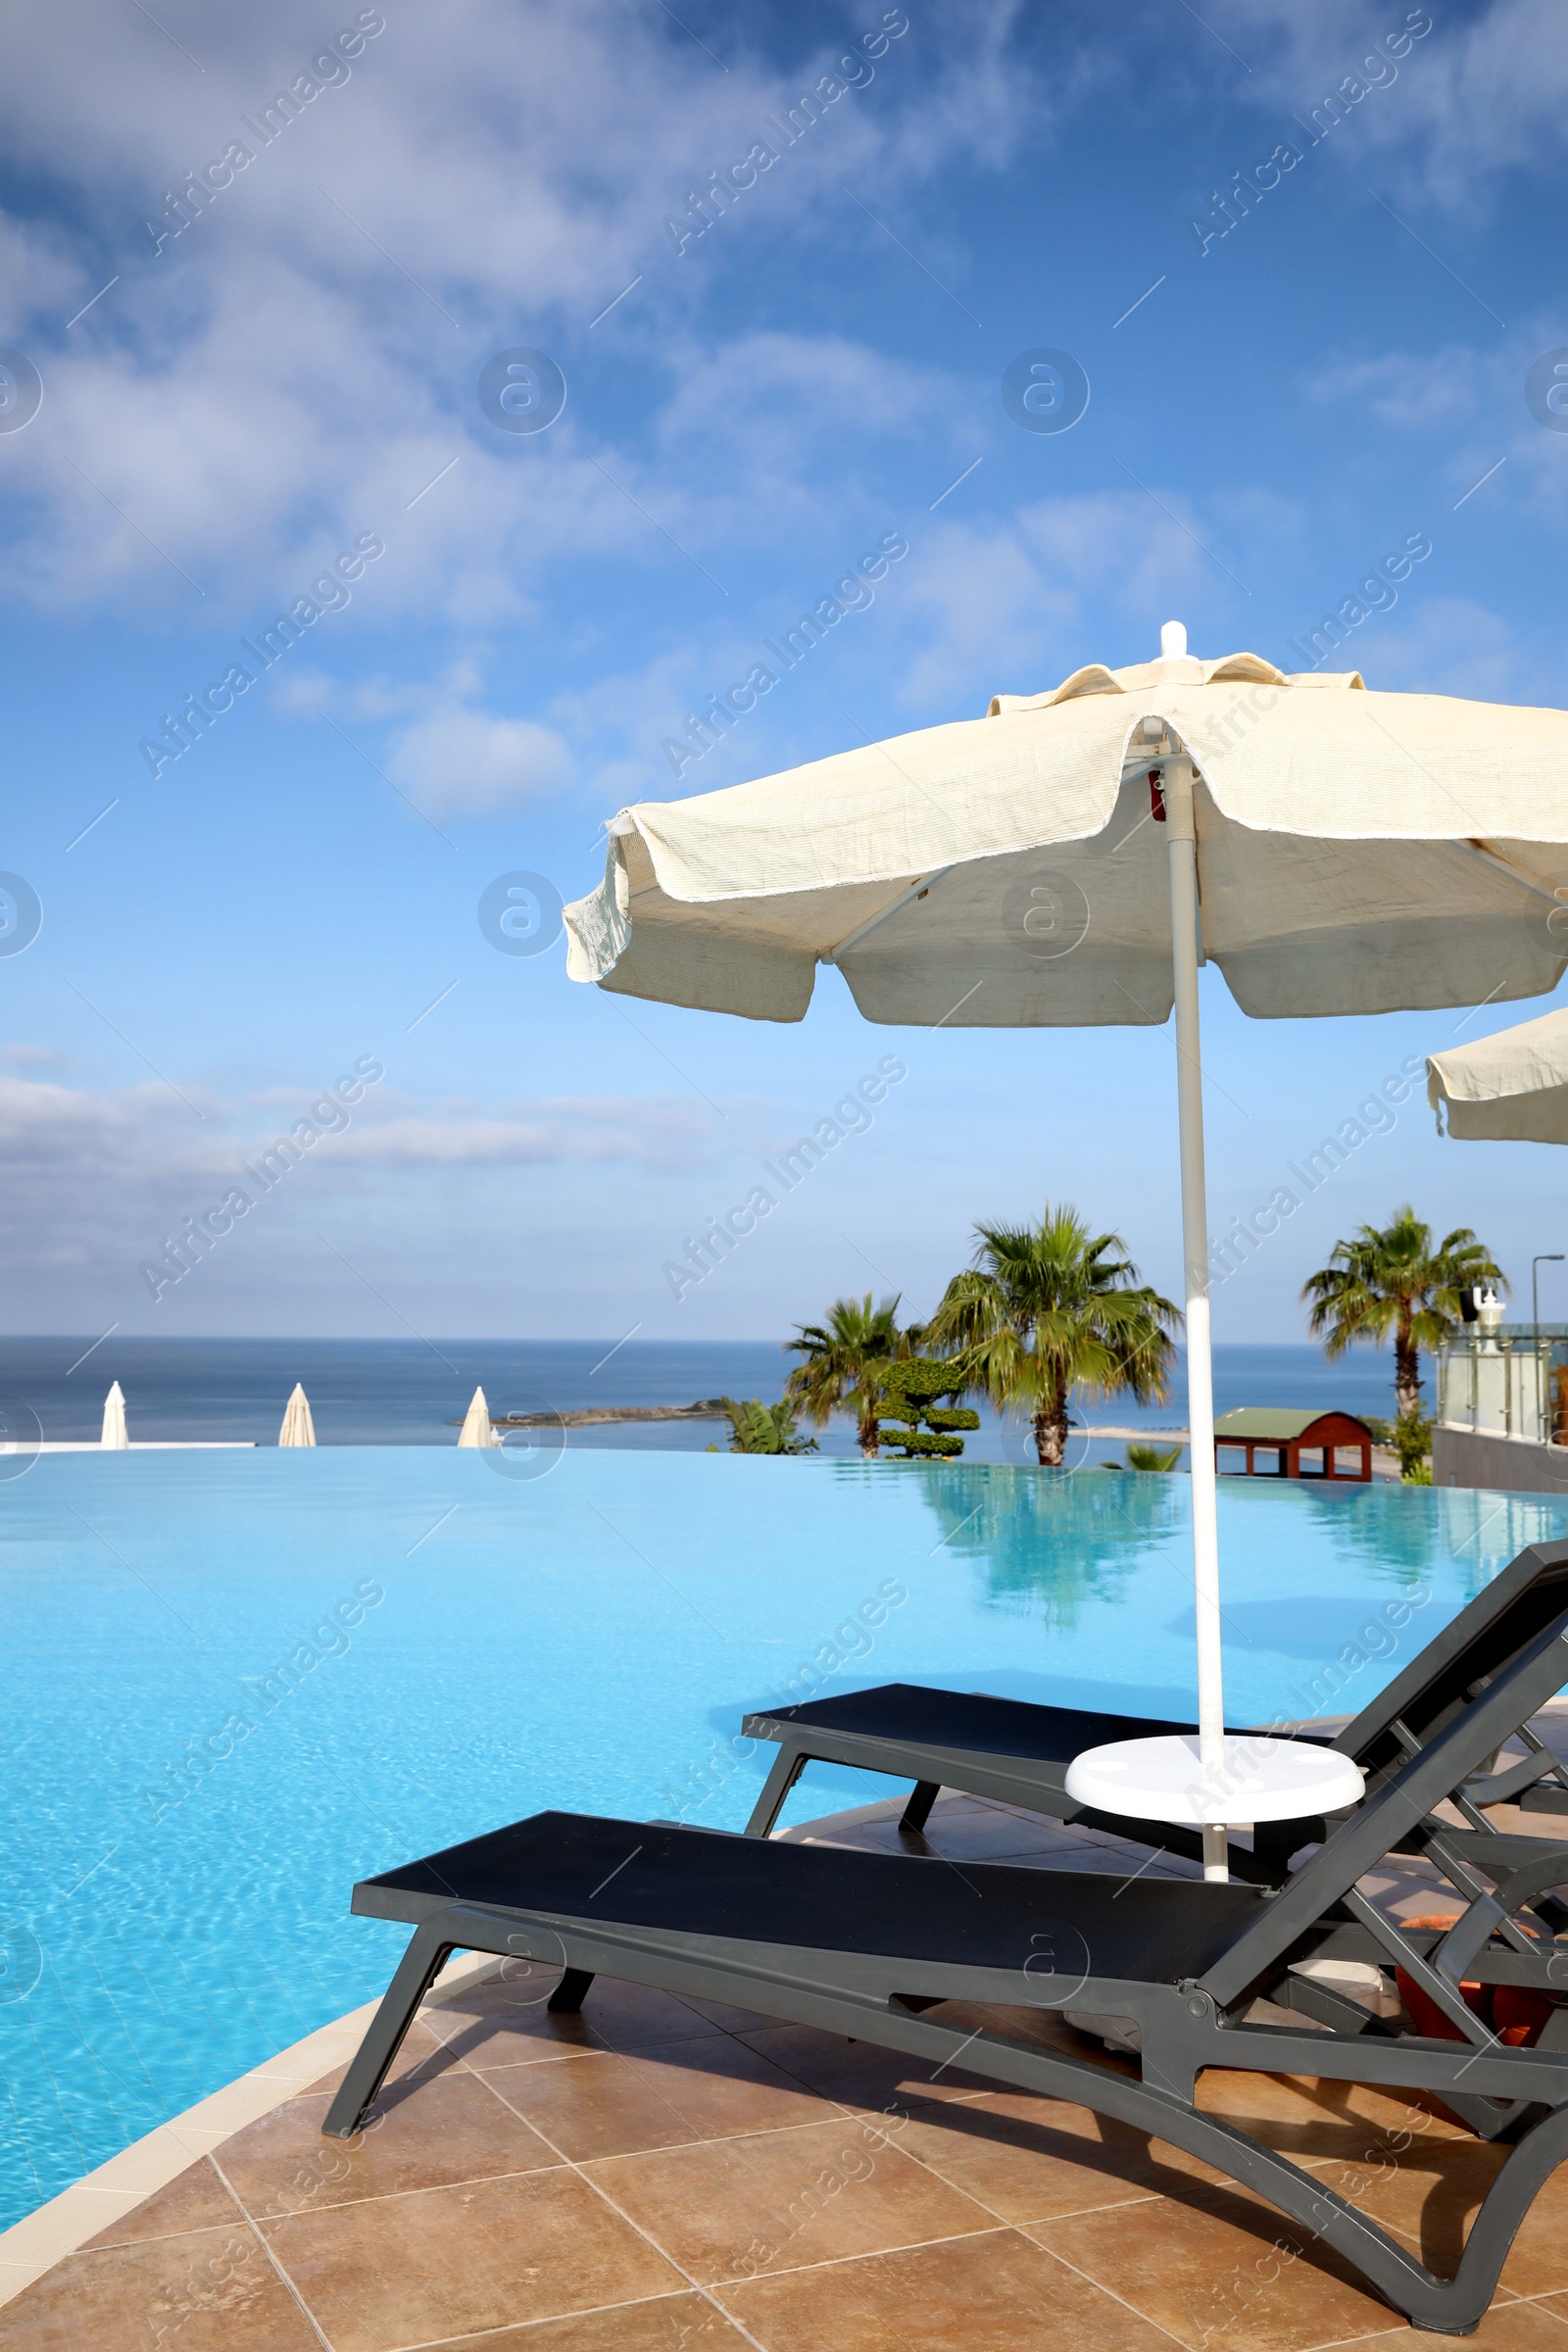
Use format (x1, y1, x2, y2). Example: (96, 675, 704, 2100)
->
(278, 1383, 317, 1446)
(565, 621, 1568, 1875)
(100, 1380, 128, 1450)
(457, 1387, 495, 1447)
(1429, 1004, 1568, 1144)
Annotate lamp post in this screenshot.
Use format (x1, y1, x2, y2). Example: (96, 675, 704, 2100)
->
(1532, 1254, 1562, 1441)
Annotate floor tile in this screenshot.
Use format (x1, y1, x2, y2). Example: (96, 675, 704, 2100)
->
(0, 2225, 321, 2350)
(1320, 2134, 1568, 2300)
(414, 1979, 614, 2067)
(558, 1982, 742, 2050)
(670, 1991, 779, 2034)
(735, 2022, 996, 2114)
(487, 2034, 839, 2161)
(584, 2114, 997, 2287)
(423, 1975, 734, 2070)
(716, 2224, 1180, 2350)
(1312, 2304, 1568, 2348)
(263, 2165, 684, 2352)
(1026, 2180, 1401, 2352)
(79, 2154, 246, 2247)
(429, 2288, 753, 2349)
(300, 2011, 469, 2098)
(1193, 2067, 1470, 2160)
(217, 2074, 562, 2216)
(892, 2087, 1220, 2219)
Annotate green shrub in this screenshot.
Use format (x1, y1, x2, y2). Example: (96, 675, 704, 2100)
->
(1125, 1443, 1184, 1472)
(719, 1397, 817, 1455)
(1391, 1407, 1434, 1482)
(878, 1358, 979, 1460)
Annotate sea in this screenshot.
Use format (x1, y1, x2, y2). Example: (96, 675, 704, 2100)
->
(0, 1337, 1407, 1463)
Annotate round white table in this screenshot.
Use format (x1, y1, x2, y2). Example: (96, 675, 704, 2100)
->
(1063, 1735, 1366, 1880)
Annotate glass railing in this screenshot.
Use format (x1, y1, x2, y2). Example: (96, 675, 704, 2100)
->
(1436, 1325, 1568, 1446)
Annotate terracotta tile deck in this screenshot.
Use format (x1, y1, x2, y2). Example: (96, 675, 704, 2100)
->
(4, 1761, 1568, 2351)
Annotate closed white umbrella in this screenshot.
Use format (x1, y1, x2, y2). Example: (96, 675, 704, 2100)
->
(278, 1384, 317, 1446)
(1428, 1005, 1568, 1143)
(566, 622, 1568, 1876)
(457, 1387, 494, 1447)
(100, 1381, 128, 1449)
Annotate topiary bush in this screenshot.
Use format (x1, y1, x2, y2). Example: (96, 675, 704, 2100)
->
(877, 1359, 980, 1460)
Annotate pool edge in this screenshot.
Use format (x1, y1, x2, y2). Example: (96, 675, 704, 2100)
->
(0, 1945, 513, 2309)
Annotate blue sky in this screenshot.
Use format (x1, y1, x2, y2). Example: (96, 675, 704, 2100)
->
(1, 0, 1566, 1351)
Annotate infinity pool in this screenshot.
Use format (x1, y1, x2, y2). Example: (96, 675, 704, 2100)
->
(0, 1448, 1561, 2229)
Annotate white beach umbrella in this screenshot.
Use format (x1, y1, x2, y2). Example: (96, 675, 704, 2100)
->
(565, 622, 1568, 1875)
(457, 1386, 494, 1447)
(278, 1384, 317, 1446)
(1428, 1005, 1568, 1143)
(100, 1381, 128, 1449)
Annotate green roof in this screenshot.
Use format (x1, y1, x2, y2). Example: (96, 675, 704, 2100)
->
(1213, 1407, 1368, 1440)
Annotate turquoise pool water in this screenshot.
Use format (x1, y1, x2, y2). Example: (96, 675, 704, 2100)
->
(0, 1449, 1562, 2229)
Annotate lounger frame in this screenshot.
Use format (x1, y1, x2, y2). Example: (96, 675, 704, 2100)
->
(326, 1610, 1568, 2335)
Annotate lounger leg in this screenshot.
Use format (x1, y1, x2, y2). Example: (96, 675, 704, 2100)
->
(898, 1781, 941, 1836)
(745, 1746, 808, 1837)
(321, 1920, 456, 2140)
(548, 1967, 595, 2013)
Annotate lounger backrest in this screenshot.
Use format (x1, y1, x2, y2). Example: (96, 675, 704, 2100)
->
(1200, 1598, 1568, 2008)
(1334, 1539, 1568, 1780)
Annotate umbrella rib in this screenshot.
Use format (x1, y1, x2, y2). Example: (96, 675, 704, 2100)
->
(1451, 840, 1565, 909)
(825, 869, 956, 963)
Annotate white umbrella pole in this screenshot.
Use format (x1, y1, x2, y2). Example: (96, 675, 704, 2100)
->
(1163, 755, 1228, 1881)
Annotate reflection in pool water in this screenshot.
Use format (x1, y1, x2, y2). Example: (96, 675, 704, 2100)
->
(0, 1448, 1560, 2230)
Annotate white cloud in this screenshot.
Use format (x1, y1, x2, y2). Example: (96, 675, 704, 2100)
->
(1305, 347, 1485, 434)
(0, 1068, 744, 1321)
(1217, 0, 1568, 198)
(385, 705, 573, 815)
(0, 1, 1048, 621)
(333, 1098, 714, 1166)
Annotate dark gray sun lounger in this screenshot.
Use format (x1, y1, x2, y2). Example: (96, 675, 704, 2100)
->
(327, 1604, 1568, 2335)
(741, 1537, 1568, 1874)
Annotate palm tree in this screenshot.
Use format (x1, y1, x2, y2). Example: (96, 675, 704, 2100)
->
(719, 1398, 817, 1455)
(1302, 1204, 1505, 1422)
(923, 1204, 1180, 1468)
(784, 1293, 909, 1458)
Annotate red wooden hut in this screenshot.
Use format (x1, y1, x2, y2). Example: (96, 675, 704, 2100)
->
(1213, 1407, 1373, 1482)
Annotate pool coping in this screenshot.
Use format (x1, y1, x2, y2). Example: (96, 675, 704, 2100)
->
(0, 1945, 513, 2309)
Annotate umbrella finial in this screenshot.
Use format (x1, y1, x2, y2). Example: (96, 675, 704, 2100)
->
(1159, 619, 1187, 661)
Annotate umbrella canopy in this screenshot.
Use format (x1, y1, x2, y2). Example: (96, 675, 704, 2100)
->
(566, 645, 1568, 1023)
(457, 1387, 494, 1447)
(1428, 1006, 1568, 1143)
(100, 1381, 127, 1449)
(565, 624, 1568, 1872)
(278, 1384, 317, 1446)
